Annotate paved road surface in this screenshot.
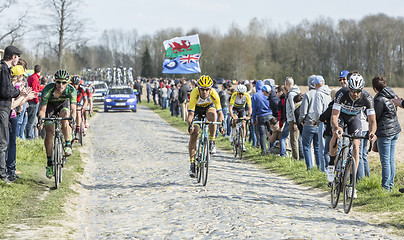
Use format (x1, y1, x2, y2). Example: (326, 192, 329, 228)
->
(75, 105, 398, 239)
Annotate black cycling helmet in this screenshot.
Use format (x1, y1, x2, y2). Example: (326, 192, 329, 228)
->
(54, 69, 70, 81)
(70, 75, 81, 85)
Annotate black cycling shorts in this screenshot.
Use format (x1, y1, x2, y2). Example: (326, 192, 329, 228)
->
(233, 107, 246, 119)
(192, 103, 215, 122)
(45, 99, 71, 118)
(338, 113, 362, 136)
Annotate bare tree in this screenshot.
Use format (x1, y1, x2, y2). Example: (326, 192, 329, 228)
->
(40, 0, 86, 68)
(0, 0, 27, 44)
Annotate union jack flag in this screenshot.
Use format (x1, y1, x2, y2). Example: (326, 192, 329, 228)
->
(179, 54, 200, 64)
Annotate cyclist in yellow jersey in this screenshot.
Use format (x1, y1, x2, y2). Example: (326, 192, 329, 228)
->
(229, 84, 252, 151)
(188, 75, 224, 178)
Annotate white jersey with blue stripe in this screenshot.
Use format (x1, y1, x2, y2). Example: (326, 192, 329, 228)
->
(333, 87, 375, 116)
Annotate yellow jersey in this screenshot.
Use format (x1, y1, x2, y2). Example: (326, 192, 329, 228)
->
(188, 87, 222, 111)
(229, 92, 251, 108)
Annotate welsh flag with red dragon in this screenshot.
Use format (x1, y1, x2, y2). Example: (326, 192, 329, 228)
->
(163, 34, 201, 58)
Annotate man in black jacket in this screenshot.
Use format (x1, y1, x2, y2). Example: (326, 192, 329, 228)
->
(179, 79, 189, 121)
(0, 46, 22, 182)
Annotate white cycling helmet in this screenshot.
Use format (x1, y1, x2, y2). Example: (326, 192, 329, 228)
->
(237, 84, 247, 93)
(348, 73, 364, 90)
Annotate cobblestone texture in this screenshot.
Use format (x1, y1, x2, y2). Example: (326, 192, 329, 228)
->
(76, 105, 399, 239)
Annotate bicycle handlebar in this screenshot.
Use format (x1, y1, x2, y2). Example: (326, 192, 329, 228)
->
(332, 131, 374, 153)
(38, 116, 74, 128)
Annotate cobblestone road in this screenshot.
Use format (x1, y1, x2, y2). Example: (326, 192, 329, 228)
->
(77, 105, 398, 239)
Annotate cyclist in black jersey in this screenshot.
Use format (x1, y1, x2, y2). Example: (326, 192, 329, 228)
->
(326, 73, 376, 197)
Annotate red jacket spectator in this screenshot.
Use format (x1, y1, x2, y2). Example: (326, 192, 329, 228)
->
(27, 72, 41, 104)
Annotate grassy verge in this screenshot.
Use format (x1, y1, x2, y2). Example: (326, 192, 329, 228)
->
(142, 102, 404, 234)
(0, 133, 84, 236)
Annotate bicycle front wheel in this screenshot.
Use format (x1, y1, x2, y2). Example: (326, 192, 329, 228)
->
(79, 121, 84, 146)
(202, 137, 209, 186)
(233, 129, 238, 158)
(196, 139, 202, 183)
(238, 130, 244, 159)
(343, 157, 356, 214)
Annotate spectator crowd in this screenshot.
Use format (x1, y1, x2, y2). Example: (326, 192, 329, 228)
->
(143, 70, 404, 193)
(2, 44, 404, 193)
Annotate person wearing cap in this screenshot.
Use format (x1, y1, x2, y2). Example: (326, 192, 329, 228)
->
(299, 75, 320, 170)
(6, 65, 36, 181)
(313, 75, 332, 172)
(338, 70, 349, 88)
(251, 81, 274, 155)
(0, 46, 23, 182)
(285, 77, 301, 160)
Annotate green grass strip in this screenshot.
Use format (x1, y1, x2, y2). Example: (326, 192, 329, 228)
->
(143, 101, 404, 234)
(0, 133, 84, 235)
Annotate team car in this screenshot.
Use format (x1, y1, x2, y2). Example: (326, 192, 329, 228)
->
(104, 85, 138, 112)
(93, 81, 109, 102)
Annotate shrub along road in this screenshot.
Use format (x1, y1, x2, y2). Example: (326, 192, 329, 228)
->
(70, 104, 399, 239)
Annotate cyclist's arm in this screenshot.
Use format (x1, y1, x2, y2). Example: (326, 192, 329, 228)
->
(331, 104, 341, 132)
(247, 105, 252, 118)
(38, 104, 47, 120)
(187, 111, 195, 128)
(217, 109, 224, 123)
(367, 112, 377, 141)
(70, 103, 77, 123)
(229, 105, 234, 118)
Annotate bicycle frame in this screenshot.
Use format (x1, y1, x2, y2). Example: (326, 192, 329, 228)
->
(232, 119, 246, 159)
(331, 132, 373, 213)
(192, 117, 222, 186)
(40, 116, 73, 189)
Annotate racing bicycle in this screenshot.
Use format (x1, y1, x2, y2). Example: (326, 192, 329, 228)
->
(73, 107, 85, 146)
(232, 119, 247, 159)
(330, 132, 373, 213)
(39, 116, 73, 189)
(192, 117, 222, 186)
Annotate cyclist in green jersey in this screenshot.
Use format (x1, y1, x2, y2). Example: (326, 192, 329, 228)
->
(37, 70, 77, 178)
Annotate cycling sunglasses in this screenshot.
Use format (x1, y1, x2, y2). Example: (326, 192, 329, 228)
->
(56, 80, 68, 85)
(350, 89, 362, 94)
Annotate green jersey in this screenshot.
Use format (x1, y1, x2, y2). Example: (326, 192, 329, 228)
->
(40, 83, 77, 105)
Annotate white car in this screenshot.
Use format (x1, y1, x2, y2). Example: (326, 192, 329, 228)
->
(92, 81, 108, 101)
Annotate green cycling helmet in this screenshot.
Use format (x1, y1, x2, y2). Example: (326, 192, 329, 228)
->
(54, 69, 70, 81)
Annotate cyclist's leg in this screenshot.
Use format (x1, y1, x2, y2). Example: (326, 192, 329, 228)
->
(189, 109, 202, 164)
(329, 115, 345, 164)
(327, 115, 344, 182)
(44, 103, 57, 165)
(60, 109, 71, 142)
(75, 105, 82, 138)
(83, 99, 89, 124)
(44, 123, 55, 161)
(206, 107, 217, 139)
(188, 125, 200, 161)
(347, 114, 362, 175)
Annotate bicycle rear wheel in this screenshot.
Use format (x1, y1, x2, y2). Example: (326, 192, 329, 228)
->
(343, 157, 356, 214)
(238, 130, 243, 159)
(202, 137, 209, 186)
(53, 138, 62, 188)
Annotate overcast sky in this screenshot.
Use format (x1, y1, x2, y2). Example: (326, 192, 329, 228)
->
(80, 0, 404, 36)
(10, 0, 404, 44)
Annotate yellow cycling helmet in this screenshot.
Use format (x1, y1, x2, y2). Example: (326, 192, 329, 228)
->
(198, 75, 213, 88)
